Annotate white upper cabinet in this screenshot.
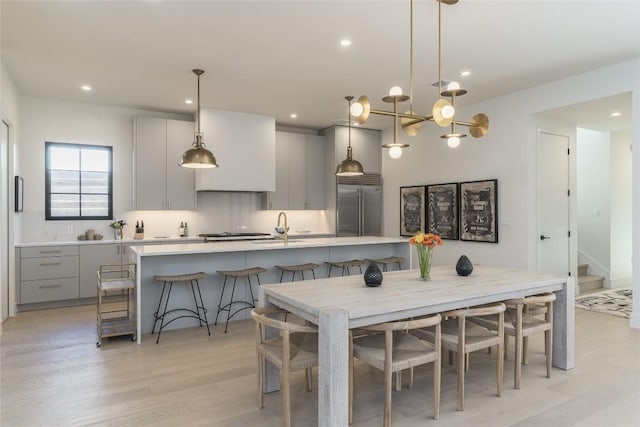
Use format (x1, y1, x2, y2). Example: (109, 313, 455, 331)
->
(264, 131, 325, 210)
(134, 117, 195, 210)
(195, 108, 275, 192)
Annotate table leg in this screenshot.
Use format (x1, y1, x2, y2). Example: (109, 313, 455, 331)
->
(319, 309, 349, 427)
(552, 276, 575, 370)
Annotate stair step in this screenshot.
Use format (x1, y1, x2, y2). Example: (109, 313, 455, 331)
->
(578, 274, 604, 292)
(578, 263, 589, 277)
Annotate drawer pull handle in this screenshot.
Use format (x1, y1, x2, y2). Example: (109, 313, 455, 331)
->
(39, 284, 62, 289)
(39, 262, 62, 267)
(39, 250, 62, 254)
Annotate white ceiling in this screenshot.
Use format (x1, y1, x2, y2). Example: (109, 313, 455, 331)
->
(2, 0, 638, 131)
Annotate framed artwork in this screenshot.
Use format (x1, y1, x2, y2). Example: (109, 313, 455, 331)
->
(15, 176, 23, 213)
(399, 186, 425, 237)
(426, 182, 459, 240)
(460, 179, 498, 243)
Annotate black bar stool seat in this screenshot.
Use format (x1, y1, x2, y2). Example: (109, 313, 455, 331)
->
(151, 272, 210, 343)
(275, 263, 321, 282)
(325, 259, 366, 277)
(215, 267, 266, 333)
(365, 256, 405, 272)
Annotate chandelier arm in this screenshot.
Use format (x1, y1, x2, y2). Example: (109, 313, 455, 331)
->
(369, 109, 427, 121)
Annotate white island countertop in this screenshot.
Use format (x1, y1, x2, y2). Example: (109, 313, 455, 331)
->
(128, 236, 408, 257)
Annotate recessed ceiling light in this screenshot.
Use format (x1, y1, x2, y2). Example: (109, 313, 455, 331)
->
(611, 112, 622, 117)
(290, 113, 297, 119)
(460, 70, 471, 77)
(185, 99, 193, 104)
(340, 39, 351, 47)
(81, 85, 92, 91)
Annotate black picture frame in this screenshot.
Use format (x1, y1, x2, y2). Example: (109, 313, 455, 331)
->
(426, 182, 459, 240)
(460, 179, 498, 243)
(399, 186, 425, 237)
(15, 176, 23, 213)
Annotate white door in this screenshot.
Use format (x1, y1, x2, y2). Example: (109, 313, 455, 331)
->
(1, 120, 9, 322)
(537, 130, 570, 275)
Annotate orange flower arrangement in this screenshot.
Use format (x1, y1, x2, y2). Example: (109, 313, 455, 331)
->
(409, 232, 443, 248)
(409, 232, 443, 280)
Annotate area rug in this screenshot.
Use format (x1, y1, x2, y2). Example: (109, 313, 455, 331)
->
(575, 288, 632, 318)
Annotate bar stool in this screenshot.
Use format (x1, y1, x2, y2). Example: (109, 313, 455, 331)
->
(325, 259, 366, 277)
(275, 262, 321, 282)
(151, 272, 210, 344)
(215, 267, 267, 333)
(365, 256, 405, 272)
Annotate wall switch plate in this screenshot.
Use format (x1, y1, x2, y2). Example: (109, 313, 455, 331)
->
(67, 225, 73, 233)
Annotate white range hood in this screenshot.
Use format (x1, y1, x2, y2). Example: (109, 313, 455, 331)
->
(196, 108, 276, 192)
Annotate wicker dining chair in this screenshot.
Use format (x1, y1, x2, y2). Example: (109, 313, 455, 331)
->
(349, 314, 442, 426)
(251, 307, 318, 427)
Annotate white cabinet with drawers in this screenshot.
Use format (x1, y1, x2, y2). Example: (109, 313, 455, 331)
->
(19, 246, 80, 304)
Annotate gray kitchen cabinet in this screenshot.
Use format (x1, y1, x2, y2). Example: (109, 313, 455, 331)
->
(332, 126, 381, 174)
(264, 131, 325, 210)
(79, 243, 123, 298)
(19, 246, 80, 304)
(134, 116, 195, 210)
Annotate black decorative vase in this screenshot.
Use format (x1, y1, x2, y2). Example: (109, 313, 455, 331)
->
(364, 262, 383, 287)
(456, 255, 473, 276)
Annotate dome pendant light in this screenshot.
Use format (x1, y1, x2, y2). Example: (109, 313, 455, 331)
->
(336, 96, 364, 176)
(180, 69, 218, 169)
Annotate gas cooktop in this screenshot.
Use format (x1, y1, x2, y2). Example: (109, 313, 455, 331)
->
(199, 232, 274, 242)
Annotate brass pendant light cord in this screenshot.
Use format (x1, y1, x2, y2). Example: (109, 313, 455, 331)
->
(409, 0, 414, 113)
(438, 0, 442, 97)
(197, 72, 201, 136)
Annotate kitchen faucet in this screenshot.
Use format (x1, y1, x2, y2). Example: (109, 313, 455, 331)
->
(277, 211, 288, 246)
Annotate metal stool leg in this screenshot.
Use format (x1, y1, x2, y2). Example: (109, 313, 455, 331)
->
(190, 280, 203, 327)
(224, 277, 238, 334)
(152, 281, 169, 334)
(156, 282, 174, 344)
(311, 269, 316, 279)
(193, 279, 211, 336)
(327, 265, 333, 277)
(215, 276, 229, 325)
(280, 270, 285, 283)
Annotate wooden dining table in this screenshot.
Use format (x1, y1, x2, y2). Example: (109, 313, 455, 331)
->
(259, 265, 575, 427)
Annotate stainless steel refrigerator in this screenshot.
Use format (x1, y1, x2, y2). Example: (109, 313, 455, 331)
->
(336, 174, 382, 237)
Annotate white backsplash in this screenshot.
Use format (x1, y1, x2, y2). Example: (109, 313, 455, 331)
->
(19, 192, 333, 243)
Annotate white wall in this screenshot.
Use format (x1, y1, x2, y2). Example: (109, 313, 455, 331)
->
(15, 97, 331, 242)
(381, 58, 640, 327)
(577, 128, 611, 282)
(17, 97, 192, 242)
(610, 129, 633, 287)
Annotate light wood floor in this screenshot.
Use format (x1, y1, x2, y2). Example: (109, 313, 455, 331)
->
(2, 305, 639, 427)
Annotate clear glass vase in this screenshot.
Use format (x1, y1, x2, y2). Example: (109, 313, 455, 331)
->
(416, 245, 433, 281)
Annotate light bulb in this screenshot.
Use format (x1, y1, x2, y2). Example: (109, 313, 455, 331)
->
(388, 86, 403, 96)
(441, 104, 455, 119)
(350, 102, 364, 117)
(447, 81, 460, 91)
(447, 136, 461, 148)
(388, 146, 403, 159)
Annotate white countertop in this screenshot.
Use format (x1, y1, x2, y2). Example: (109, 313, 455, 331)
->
(15, 236, 204, 248)
(129, 236, 408, 257)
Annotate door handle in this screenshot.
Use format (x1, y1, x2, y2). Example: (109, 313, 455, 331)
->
(540, 235, 551, 240)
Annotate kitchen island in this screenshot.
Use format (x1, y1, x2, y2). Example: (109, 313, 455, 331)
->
(128, 236, 409, 342)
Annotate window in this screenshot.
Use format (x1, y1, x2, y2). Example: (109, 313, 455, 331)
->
(45, 142, 113, 220)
